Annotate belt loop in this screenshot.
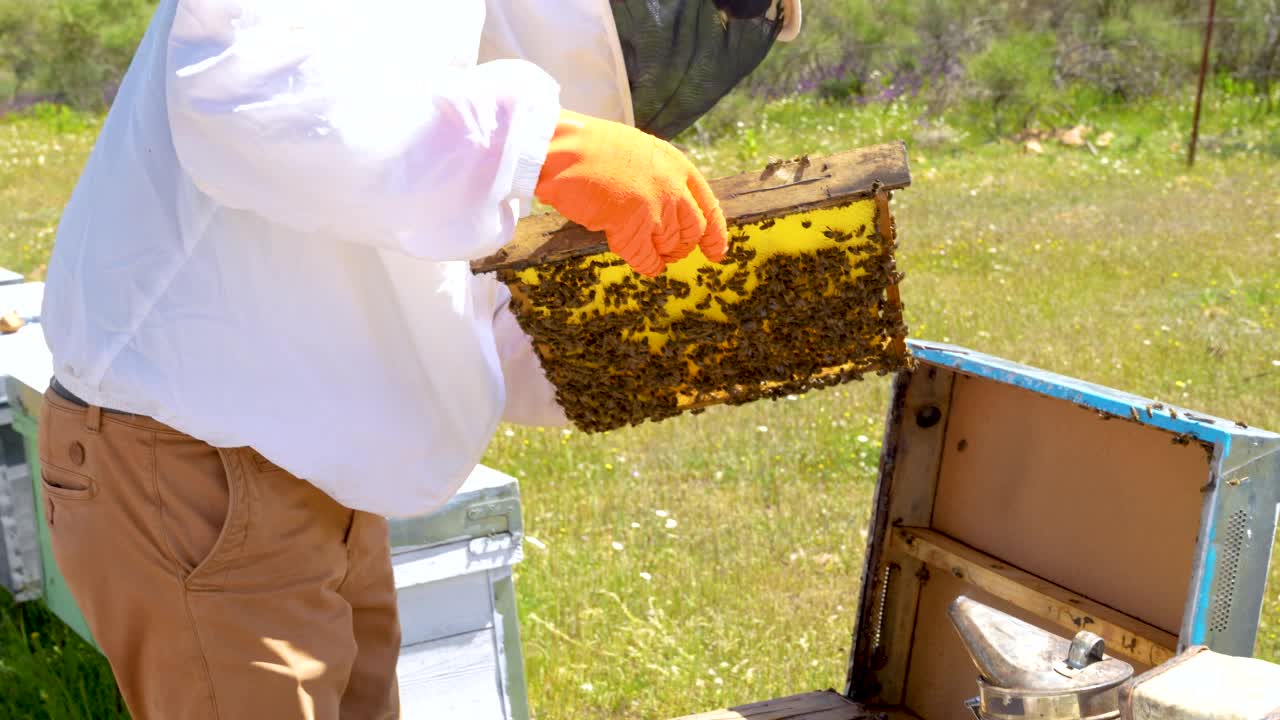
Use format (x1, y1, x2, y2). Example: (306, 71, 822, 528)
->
(85, 405, 102, 434)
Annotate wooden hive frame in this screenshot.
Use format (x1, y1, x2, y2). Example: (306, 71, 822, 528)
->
(472, 143, 914, 433)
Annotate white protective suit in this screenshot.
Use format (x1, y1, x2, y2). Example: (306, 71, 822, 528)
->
(41, 0, 634, 516)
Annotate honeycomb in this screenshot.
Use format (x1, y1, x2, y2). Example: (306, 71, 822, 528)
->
(496, 192, 910, 433)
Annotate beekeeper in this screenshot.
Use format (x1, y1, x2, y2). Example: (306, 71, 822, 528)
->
(36, 0, 801, 717)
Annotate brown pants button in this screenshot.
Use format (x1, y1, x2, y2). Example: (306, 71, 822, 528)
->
(69, 441, 86, 466)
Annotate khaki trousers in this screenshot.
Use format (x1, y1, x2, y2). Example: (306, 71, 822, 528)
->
(36, 390, 401, 719)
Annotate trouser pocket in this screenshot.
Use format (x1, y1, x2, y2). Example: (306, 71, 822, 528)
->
(159, 444, 250, 592)
(36, 398, 107, 561)
(38, 465, 97, 537)
(40, 465, 96, 498)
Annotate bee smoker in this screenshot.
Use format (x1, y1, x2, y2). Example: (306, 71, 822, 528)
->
(948, 596, 1135, 720)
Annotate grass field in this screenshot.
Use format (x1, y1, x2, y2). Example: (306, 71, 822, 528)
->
(1, 92, 1279, 719)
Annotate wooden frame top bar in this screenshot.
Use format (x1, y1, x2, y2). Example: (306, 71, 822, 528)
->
(471, 142, 912, 274)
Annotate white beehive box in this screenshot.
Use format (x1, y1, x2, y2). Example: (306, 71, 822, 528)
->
(0, 273, 47, 601)
(388, 467, 530, 720)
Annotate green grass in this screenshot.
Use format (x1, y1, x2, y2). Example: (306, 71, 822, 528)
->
(1, 91, 1278, 719)
(0, 592, 126, 718)
(0, 104, 99, 279)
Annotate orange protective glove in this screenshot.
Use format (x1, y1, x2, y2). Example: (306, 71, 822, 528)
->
(534, 109, 728, 277)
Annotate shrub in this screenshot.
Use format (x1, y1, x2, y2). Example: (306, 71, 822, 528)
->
(0, 0, 45, 100)
(964, 32, 1057, 136)
(1213, 0, 1280, 108)
(0, 0, 156, 109)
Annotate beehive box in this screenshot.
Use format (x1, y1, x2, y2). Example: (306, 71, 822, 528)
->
(472, 143, 912, 433)
(388, 465, 530, 720)
(0, 274, 48, 602)
(664, 340, 1280, 720)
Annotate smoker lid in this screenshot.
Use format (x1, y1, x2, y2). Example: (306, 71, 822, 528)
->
(949, 597, 1136, 719)
(949, 595, 1135, 693)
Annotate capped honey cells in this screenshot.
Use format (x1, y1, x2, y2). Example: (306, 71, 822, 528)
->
(496, 196, 910, 433)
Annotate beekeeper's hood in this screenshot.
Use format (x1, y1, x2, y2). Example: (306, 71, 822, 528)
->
(615, 0, 802, 139)
(480, 0, 799, 140)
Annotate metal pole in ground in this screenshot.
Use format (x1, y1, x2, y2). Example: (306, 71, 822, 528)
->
(1188, 0, 1218, 168)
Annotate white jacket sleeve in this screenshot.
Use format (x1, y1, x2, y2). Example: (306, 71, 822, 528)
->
(165, 0, 561, 261)
(493, 283, 569, 427)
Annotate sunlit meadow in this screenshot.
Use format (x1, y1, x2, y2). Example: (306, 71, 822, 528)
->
(2, 92, 1279, 719)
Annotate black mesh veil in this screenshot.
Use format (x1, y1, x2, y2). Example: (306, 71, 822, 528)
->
(611, 0, 789, 140)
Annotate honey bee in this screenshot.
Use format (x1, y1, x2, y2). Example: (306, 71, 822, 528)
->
(498, 229, 907, 432)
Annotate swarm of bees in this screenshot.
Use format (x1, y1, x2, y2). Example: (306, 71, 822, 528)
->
(496, 198, 910, 433)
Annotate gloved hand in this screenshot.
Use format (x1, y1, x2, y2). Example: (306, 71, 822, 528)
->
(534, 109, 728, 277)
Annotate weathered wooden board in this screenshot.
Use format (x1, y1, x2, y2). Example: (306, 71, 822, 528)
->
(471, 142, 911, 274)
(892, 526, 1178, 668)
(667, 691, 866, 720)
(931, 371, 1209, 636)
(845, 366, 956, 705)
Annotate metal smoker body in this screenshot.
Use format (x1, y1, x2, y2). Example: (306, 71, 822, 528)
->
(950, 596, 1134, 720)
